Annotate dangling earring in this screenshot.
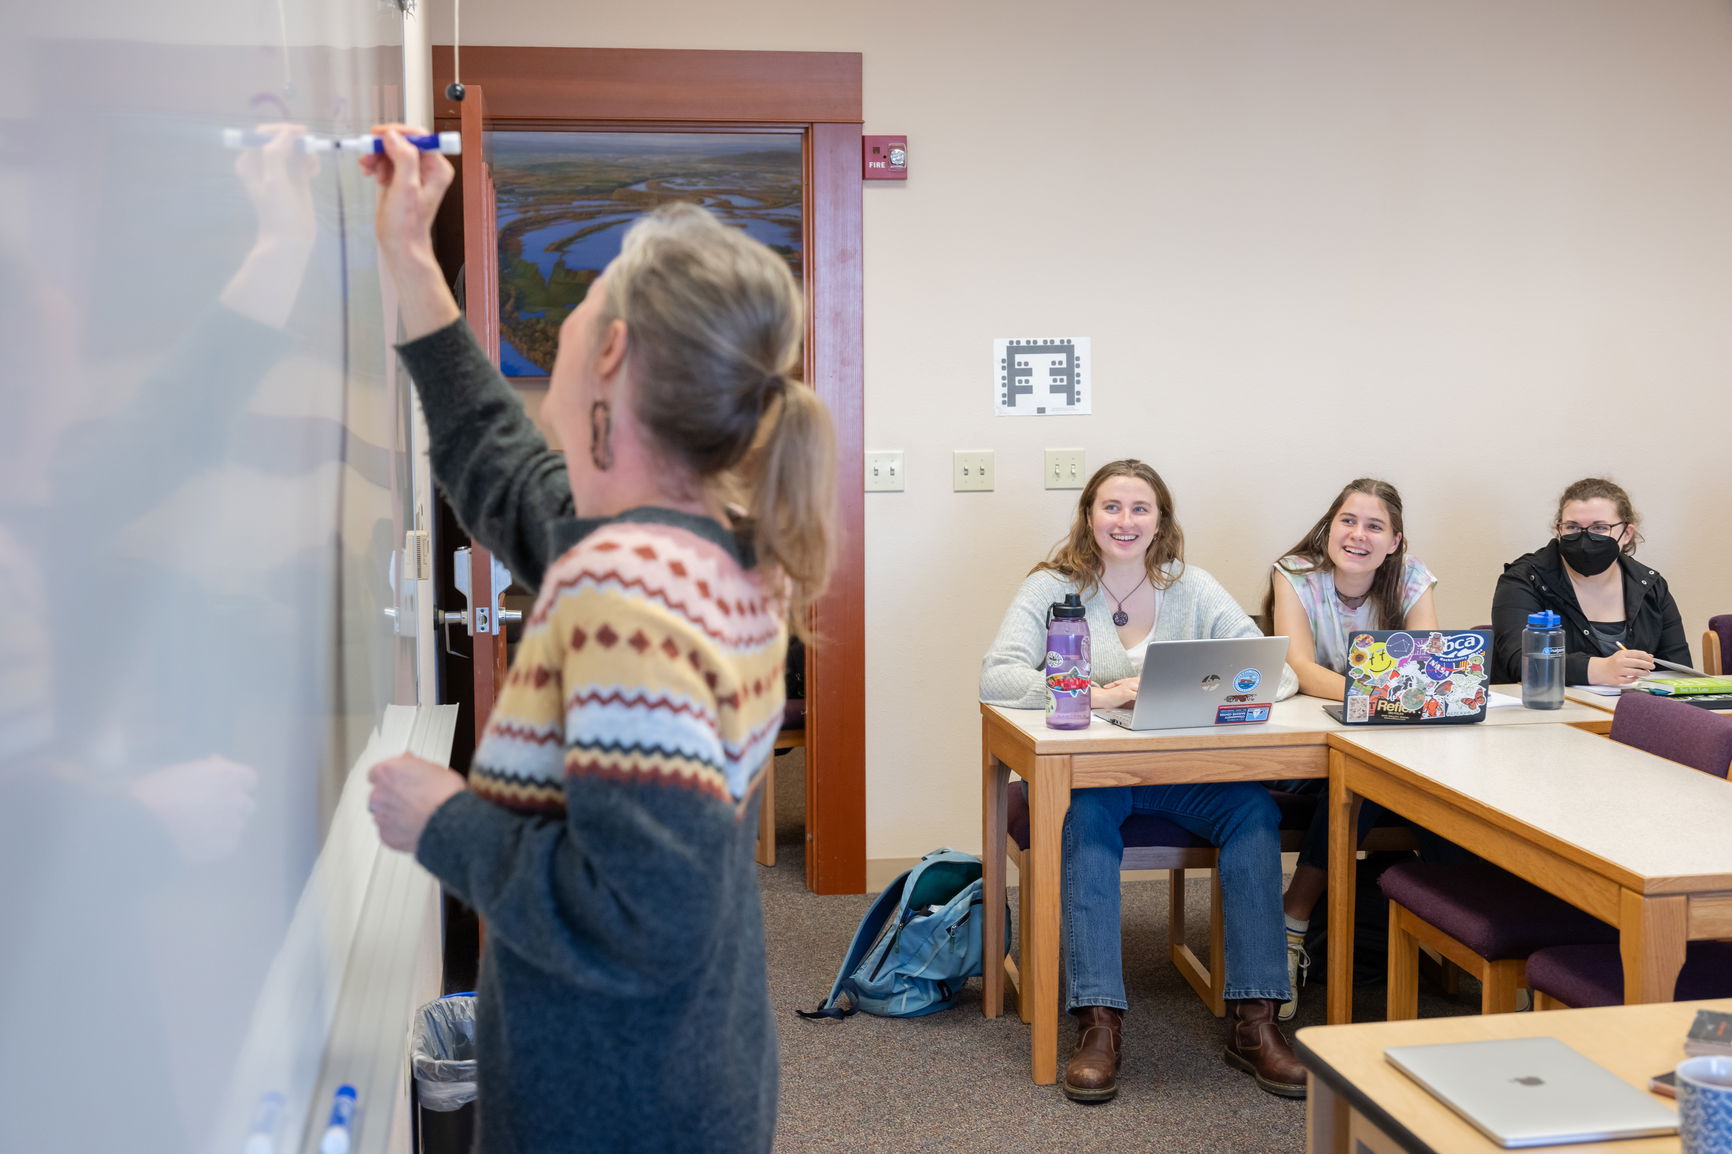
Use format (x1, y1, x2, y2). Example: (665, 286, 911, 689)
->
(589, 400, 614, 471)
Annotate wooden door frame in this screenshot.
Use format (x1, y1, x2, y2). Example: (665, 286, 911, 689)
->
(431, 46, 866, 894)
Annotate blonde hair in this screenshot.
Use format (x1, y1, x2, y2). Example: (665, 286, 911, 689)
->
(599, 204, 836, 636)
(1034, 459, 1185, 596)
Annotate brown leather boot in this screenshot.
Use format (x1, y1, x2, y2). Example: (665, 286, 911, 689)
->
(1062, 1005, 1123, 1102)
(1223, 998, 1308, 1098)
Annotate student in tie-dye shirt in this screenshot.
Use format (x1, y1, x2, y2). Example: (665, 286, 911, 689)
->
(1261, 478, 1437, 1020)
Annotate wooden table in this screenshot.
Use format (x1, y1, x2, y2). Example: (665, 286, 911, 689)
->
(980, 691, 1605, 1084)
(1297, 997, 1732, 1153)
(1324, 725, 1732, 1026)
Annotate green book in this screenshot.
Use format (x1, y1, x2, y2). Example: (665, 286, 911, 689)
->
(1633, 676, 1732, 696)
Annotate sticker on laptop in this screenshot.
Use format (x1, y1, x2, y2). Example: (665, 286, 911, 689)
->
(1215, 703, 1271, 724)
(1232, 668, 1262, 693)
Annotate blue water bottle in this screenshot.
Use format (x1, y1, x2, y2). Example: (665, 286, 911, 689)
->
(1045, 594, 1092, 729)
(1522, 610, 1565, 709)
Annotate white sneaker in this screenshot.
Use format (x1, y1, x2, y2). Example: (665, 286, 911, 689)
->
(1279, 933, 1309, 1022)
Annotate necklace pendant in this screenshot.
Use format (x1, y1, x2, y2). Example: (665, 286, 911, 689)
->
(1112, 610, 1129, 627)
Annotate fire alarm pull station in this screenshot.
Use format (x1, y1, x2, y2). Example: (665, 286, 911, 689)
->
(862, 135, 907, 181)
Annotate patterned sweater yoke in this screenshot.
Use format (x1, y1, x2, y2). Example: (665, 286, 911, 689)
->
(471, 519, 788, 816)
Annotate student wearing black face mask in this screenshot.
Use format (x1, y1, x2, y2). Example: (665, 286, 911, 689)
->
(1490, 477, 1691, 686)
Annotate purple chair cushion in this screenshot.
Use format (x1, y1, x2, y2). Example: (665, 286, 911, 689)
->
(1609, 691, 1732, 779)
(1711, 615, 1732, 675)
(1526, 941, 1732, 1008)
(1005, 781, 1211, 853)
(1377, 861, 1617, 960)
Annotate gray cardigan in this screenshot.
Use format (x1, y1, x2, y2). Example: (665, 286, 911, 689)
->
(980, 566, 1298, 708)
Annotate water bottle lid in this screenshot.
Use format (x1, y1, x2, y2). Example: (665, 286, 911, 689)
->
(1051, 593, 1086, 620)
(1527, 610, 1561, 629)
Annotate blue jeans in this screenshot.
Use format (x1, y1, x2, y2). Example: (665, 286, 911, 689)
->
(1062, 782, 1289, 1011)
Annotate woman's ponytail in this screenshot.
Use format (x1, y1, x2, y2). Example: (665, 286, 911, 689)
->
(744, 378, 837, 642)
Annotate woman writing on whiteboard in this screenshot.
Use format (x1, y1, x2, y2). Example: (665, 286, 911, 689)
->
(359, 125, 835, 1153)
(1263, 478, 1438, 1021)
(979, 459, 1305, 1103)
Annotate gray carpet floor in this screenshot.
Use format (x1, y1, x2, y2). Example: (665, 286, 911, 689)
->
(761, 748, 1481, 1153)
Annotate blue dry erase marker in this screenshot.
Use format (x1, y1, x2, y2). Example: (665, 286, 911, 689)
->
(340, 132, 463, 156)
(319, 1085, 357, 1154)
(242, 1091, 285, 1154)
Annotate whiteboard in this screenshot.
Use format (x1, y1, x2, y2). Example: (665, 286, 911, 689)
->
(0, 3, 433, 1150)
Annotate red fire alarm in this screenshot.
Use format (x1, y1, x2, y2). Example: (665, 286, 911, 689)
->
(862, 135, 907, 181)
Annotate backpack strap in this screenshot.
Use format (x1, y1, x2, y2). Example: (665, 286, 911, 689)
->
(796, 865, 912, 1020)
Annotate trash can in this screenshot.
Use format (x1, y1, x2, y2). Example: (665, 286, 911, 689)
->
(410, 992, 477, 1154)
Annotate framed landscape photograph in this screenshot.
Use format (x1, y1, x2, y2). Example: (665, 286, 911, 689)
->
(491, 130, 805, 378)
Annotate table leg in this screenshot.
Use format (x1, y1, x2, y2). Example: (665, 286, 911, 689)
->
(1026, 753, 1072, 1085)
(1326, 748, 1362, 1026)
(1619, 890, 1688, 1004)
(982, 729, 1009, 1019)
(1306, 1071, 1351, 1154)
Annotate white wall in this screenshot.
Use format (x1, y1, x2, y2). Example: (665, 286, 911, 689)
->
(437, 0, 1732, 871)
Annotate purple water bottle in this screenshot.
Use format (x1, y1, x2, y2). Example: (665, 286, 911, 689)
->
(1045, 594, 1093, 730)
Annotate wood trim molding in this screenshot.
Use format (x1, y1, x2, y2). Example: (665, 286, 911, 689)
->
(429, 47, 866, 893)
(804, 121, 865, 893)
(431, 47, 861, 123)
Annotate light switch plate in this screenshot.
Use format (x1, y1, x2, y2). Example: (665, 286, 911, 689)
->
(1044, 449, 1086, 490)
(953, 450, 995, 492)
(865, 451, 904, 492)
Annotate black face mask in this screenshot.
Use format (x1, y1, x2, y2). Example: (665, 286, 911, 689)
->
(1557, 531, 1621, 576)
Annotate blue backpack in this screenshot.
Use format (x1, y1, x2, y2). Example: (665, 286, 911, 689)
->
(798, 848, 1010, 1019)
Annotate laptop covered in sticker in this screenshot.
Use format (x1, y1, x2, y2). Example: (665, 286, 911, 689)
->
(1323, 629, 1491, 725)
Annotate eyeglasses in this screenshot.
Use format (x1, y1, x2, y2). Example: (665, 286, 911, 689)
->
(1557, 521, 1627, 537)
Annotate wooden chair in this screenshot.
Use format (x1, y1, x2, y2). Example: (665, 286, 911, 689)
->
(1380, 692, 1732, 1019)
(756, 699, 805, 867)
(1004, 784, 1411, 1018)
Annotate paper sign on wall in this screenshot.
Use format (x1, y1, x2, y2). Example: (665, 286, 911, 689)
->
(995, 337, 1090, 416)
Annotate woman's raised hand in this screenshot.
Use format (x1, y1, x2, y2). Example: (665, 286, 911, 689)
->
(358, 123, 454, 268)
(358, 123, 461, 339)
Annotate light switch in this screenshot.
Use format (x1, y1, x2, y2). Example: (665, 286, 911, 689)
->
(1044, 449, 1086, 490)
(865, 451, 904, 492)
(953, 450, 995, 492)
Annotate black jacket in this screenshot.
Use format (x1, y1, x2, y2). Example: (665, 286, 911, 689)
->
(1490, 541, 1691, 684)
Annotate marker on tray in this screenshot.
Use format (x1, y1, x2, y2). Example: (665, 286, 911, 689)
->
(319, 1085, 357, 1154)
(339, 132, 463, 155)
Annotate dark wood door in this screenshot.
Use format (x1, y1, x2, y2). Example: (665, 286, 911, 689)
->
(431, 48, 865, 893)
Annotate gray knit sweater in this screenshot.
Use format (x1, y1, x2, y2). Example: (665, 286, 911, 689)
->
(980, 566, 1298, 708)
(398, 319, 777, 1154)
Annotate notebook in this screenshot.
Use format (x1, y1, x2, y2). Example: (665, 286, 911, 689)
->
(1323, 629, 1491, 725)
(1383, 1036, 1678, 1148)
(1094, 636, 1288, 731)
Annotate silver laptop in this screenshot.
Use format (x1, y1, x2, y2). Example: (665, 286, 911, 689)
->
(1094, 636, 1288, 731)
(1384, 1037, 1677, 1148)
